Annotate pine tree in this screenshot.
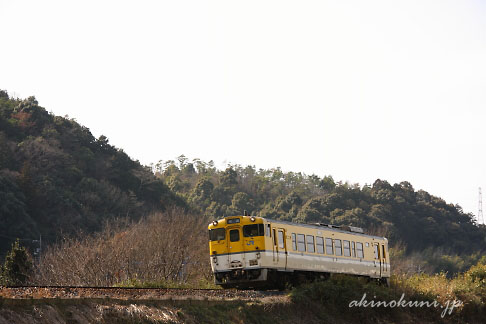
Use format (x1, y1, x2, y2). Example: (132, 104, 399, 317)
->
(2, 239, 33, 286)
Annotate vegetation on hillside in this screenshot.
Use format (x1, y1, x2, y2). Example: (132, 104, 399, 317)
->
(288, 266, 486, 324)
(155, 157, 486, 258)
(1, 90, 486, 280)
(0, 239, 33, 286)
(34, 208, 210, 287)
(0, 90, 185, 257)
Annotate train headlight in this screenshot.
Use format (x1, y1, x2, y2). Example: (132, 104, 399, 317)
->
(256, 252, 261, 259)
(212, 221, 218, 226)
(250, 216, 256, 222)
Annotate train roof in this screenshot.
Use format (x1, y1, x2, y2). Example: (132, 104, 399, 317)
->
(260, 217, 388, 241)
(212, 215, 388, 242)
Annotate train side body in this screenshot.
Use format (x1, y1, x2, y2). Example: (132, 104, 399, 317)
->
(208, 216, 390, 289)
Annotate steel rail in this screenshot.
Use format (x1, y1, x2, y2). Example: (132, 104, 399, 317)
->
(0, 285, 223, 290)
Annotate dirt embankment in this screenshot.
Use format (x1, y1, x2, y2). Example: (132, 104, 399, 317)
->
(0, 287, 282, 301)
(0, 287, 290, 324)
(0, 287, 478, 324)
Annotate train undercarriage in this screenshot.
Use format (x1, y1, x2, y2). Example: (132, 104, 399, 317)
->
(214, 268, 389, 290)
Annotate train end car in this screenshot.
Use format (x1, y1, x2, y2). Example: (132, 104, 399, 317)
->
(208, 215, 268, 288)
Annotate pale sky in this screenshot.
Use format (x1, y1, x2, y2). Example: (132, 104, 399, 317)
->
(1, 0, 485, 221)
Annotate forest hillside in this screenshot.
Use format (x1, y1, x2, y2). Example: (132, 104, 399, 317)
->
(0, 91, 185, 258)
(155, 157, 486, 256)
(1, 91, 485, 270)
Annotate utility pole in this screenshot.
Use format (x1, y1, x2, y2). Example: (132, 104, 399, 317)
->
(479, 187, 484, 225)
(32, 234, 42, 266)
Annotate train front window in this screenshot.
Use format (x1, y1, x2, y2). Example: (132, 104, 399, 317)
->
(209, 228, 225, 241)
(243, 224, 264, 237)
(230, 229, 240, 242)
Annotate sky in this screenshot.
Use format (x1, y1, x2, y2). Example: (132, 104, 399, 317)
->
(0, 0, 485, 221)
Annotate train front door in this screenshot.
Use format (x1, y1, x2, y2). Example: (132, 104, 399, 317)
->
(272, 227, 287, 270)
(227, 226, 245, 267)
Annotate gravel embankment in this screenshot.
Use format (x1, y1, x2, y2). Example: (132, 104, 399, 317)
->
(0, 286, 285, 301)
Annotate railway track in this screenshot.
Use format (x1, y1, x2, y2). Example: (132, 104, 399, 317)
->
(0, 286, 285, 300)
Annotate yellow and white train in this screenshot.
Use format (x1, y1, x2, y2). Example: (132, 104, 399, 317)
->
(208, 215, 390, 289)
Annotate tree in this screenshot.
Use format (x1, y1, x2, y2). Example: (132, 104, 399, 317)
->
(2, 239, 33, 285)
(320, 175, 336, 191)
(231, 192, 255, 215)
(191, 177, 214, 209)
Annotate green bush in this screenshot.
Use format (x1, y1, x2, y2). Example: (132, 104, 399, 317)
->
(1, 239, 33, 286)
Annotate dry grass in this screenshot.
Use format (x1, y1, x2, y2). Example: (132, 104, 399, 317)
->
(33, 208, 212, 287)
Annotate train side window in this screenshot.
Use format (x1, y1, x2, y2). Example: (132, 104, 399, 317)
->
(292, 233, 297, 251)
(230, 229, 240, 242)
(325, 238, 333, 255)
(278, 230, 285, 249)
(356, 242, 364, 258)
(266, 224, 271, 237)
(306, 235, 315, 253)
(374, 244, 379, 259)
(297, 234, 306, 252)
(351, 241, 356, 257)
(343, 240, 351, 257)
(316, 236, 324, 254)
(334, 239, 342, 256)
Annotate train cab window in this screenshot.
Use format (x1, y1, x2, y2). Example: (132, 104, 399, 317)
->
(351, 241, 356, 257)
(292, 233, 297, 251)
(306, 235, 315, 253)
(374, 244, 379, 259)
(356, 242, 364, 258)
(334, 239, 342, 256)
(297, 234, 306, 252)
(243, 224, 264, 237)
(343, 240, 351, 257)
(325, 238, 333, 255)
(209, 228, 225, 241)
(229, 229, 240, 242)
(316, 236, 324, 254)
